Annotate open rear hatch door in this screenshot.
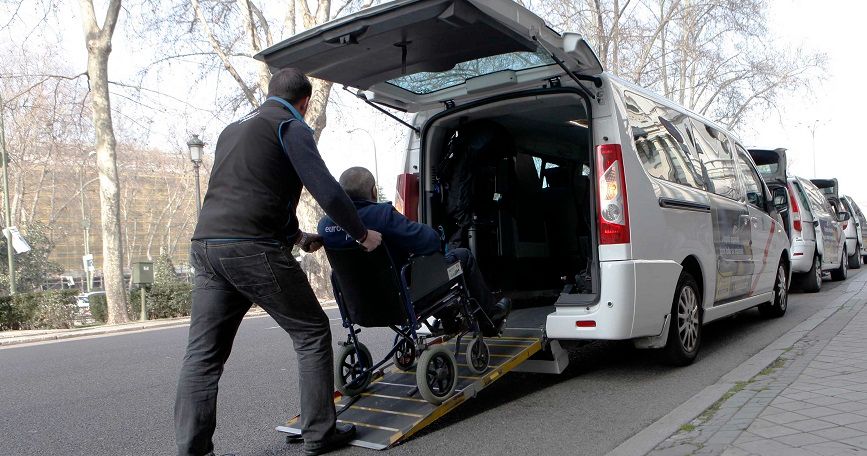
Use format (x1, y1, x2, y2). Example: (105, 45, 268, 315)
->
(747, 148, 787, 186)
(811, 178, 839, 200)
(255, 0, 602, 112)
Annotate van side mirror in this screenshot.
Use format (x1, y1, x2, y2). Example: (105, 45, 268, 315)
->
(837, 212, 851, 222)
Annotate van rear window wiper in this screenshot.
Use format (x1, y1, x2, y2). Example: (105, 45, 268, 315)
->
(343, 86, 419, 133)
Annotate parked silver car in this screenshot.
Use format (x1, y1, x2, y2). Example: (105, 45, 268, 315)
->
(750, 149, 848, 291)
(839, 195, 865, 268)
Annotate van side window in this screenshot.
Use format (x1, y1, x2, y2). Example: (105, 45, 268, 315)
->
(624, 91, 705, 190)
(736, 151, 767, 212)
(792, 181, 814, 217)
(691, 120, 744, 201)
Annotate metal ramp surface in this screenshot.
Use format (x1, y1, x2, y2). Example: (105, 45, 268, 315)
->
(276, 329, 543, 450)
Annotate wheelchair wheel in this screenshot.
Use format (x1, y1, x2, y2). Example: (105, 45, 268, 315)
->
(335, 342, 373, 397)
(416, 345, 458, 405)
(465, 337, 490, 375)
(393, 338, 416, 371)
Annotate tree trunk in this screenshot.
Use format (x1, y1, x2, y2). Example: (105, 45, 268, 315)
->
(296, 77, 335, 300)
(80, 0, 127, 324)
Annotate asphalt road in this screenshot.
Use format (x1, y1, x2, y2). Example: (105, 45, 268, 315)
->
(0, 270, 859, 456)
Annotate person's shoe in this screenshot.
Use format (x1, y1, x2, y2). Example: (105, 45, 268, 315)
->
(492, 297, 512, 323)
(303, 423, 356, 455)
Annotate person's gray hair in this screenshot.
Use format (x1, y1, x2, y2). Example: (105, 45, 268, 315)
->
(339, 167, 376, 200)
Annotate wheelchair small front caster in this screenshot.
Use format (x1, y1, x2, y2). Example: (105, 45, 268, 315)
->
(335, 342, 373, 397)
(465, 337, 490, 375)
(416, 345, 458, 405)
(394, 338, 416, 371)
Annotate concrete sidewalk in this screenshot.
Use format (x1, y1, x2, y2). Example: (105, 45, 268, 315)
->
(647, 272, 867, 456)
(0, 310, 264, 347)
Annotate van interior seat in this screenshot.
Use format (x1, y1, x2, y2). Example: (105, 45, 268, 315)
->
(511, 153, 549, 258)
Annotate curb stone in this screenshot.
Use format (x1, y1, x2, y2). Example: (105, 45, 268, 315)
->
(606, 282, 860, 456)
(0, 300, 338, 347)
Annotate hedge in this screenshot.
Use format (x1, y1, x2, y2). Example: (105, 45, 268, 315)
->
(128, 282, 193, 320)
(0, 290, 79, 330)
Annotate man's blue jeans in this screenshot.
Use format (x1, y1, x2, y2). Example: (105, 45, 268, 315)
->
(174, 240, 335, 456)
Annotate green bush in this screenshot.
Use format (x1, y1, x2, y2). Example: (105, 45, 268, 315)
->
(28, 290, 78, 329)
(0, 290, 78, 330)
(129, 281, 193, 320)
(89, 293, 107, 323)
(0, 294, 33, 330)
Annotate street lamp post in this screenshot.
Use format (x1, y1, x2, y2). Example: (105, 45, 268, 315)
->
(807, 120, 820, 178)
(0, 95, 15, 295)
(187, 134, 205, 218)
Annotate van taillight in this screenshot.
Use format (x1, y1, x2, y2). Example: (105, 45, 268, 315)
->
(395, 173, 419, 222)
(788, 183, 801, 233)
(596, 144, 630, 245)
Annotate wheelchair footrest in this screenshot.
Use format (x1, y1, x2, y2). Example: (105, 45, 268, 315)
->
(276, 328, 544, 450)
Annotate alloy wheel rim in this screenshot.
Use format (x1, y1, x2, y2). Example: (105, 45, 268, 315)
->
(777, 266, 787, 310)
(677, 285, 699, 353)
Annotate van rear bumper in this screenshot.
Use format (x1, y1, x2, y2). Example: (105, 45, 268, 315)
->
(546, 259, 682, 340)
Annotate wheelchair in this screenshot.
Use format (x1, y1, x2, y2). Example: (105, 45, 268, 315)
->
(325, 245, 495, 405)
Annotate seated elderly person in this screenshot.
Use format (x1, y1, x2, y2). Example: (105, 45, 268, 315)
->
(318, 167, 511, 333)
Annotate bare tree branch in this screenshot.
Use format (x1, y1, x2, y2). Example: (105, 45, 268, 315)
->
(190, 0, 259, 108)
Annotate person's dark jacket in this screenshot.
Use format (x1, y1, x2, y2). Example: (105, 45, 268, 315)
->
(193, 98, 366, 243)
(318, 199, 439, 265)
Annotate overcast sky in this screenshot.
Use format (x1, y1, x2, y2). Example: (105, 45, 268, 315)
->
(4, 0, 866, 210)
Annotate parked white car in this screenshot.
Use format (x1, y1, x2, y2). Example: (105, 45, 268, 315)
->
(258, 0, 791, 365)
(839, 195, 865, 269)
(749, 149, 849, 291)
(75, 291, 105, 312)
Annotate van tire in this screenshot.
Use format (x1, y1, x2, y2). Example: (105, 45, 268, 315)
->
(849, 245, 862, 269)
(799, 253, 822, 293)
(831, 246, 848, 281)
(663, 271, 702, 366)
(759, 263, 788, 319)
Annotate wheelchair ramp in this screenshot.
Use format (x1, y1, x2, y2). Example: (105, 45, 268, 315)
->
(276, 329, 543, 450)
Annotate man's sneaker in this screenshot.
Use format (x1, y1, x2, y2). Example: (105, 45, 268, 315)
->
(303, 423, 356, 455)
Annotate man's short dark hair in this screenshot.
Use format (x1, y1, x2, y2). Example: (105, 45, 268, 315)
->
(267, 68, 313, 103)
(339, 167, 376, 200)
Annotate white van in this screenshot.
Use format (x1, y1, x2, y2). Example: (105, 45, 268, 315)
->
(257, 0, 790, 365)
(749, 149, 849, 291)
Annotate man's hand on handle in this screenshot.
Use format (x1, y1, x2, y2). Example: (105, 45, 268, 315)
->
(360, 230, 382, 252)
(296, 231, 324, 253)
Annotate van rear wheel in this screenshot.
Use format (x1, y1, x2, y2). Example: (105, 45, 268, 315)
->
(831, 247, 848, 281)
(799, 253, 822, 293)
(663, 271, 702, 366)
(849, 245, 863, 269)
